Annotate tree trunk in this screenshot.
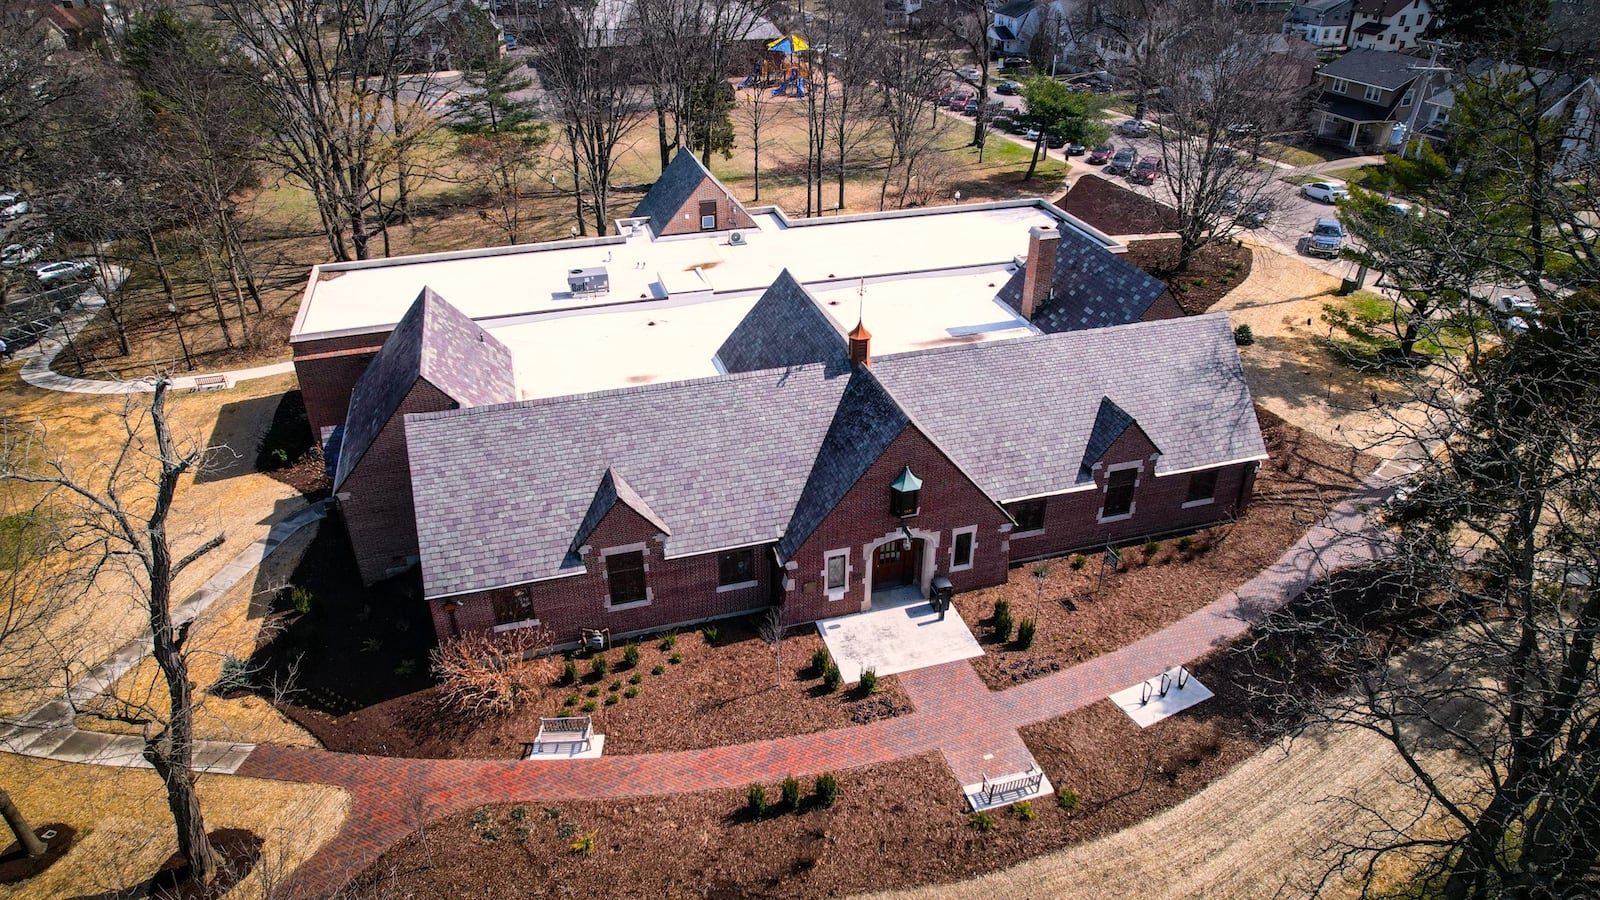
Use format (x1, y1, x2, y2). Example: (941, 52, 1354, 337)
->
(0, 787, 45, 858)
(1025, 134, 1045, 180)
(194, 241, 235, 350)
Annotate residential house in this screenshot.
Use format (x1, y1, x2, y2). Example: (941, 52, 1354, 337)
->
(9, 1, 106, 52)
(1348, 0, 1432, 52)
(990, 0, 1043, 59)
(297, 150, 1265, 647)
(1283, 0, 1353, 48)
(1419, 63, 1600, 176)
(1311, 47, 1426, 149)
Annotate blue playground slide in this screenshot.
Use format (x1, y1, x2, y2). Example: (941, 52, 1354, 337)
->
(794, 77, 806, 97)
(771, 72, 797, 96)
(738, 73, 755, 89)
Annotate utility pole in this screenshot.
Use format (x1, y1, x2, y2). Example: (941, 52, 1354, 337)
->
(1399, 39, 1457, 159)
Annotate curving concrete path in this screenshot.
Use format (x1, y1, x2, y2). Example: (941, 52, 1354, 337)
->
(234, 471, 1395, 898)
(15, 289, 294, 395)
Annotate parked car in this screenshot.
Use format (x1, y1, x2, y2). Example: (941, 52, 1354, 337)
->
(957, 65, 981, 83)
(1206, 147, 1238, 167)
(1024, 127, 1041, 141)
(1007, 119, 1030, 135)
(1046, 133, 1067, 149)
(1, 198, 30, 221)
(1220, 188, 1243, 213)
(1, 243, 42, 268)
(1066, 142, 1086, 156)
(1301, 181, 1349, 204)
(1387, 199, 1414, 217)
(30, 259, 95, 285)
(946, 93, 972, 111)
(963, 98, 979, 115)
(1235, 199, 1274, 228)
(1000, 56, 1029, 69)
(1303, 218, 1345, 258)
(990, 115, 1014, 132)
(1087, 143, 1115, 164)
(1106, 147, 1138, 175)
(1131, 155, 1162, 184)
(995, 79, 1021, 96)
(1493, 295, 1538, 334)
(1117, 118, 1151, 137)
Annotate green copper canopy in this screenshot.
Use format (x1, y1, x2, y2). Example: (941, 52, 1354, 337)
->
(890, 466, 923, 493)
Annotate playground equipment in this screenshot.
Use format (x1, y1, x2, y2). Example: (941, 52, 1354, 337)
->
(771, 66, 806, 97)
(756, 33, 810, 98)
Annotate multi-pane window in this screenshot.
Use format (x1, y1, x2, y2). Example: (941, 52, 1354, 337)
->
(825, 552, 848, 592)
(1008, 499, 1047, 533)
(1186, 470, 1219, 505)
(1330, 77, 1349, 93)
(718, 548, 756, 586)
(606, 550, 647, 604)
(1364, 84, 1383, 103)
(493, 589, 535, 625)
(1102, 469, 1138, 518)
(953, 530, 974, 568)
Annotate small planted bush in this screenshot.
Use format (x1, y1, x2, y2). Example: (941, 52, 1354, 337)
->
(821, 661, 842, 692)
(651, 664, 665, 675)
(969, 812, 996, 832)
(622, 643, 641, 668)
(747, 783, 769, 816)
(1056, 787, 1080, 810)
(669, 653, 683, 665)
(604, 694, 618, 706)
(1013, 800, 1035, 822)
(561, 659, 579, 685)
(1070, 553, 1086, 570)
(591, 655, 609, 678)
(510, 805, 528, 822)
(628, 672, 643, 685)
(858, 667, 878, 695)
(1177, 536, 1194, 554)
(1143, 539, 1161, 557)
(582, 701, 597, 713)
(290, 587, 314, 615)
(781, 775, 801, 809)
(660, 631, 678, 651)
(608, 680, 622, 692)
(212, 655, 251, 696)
(992, 606, 1014, 643)
(586, 686, 600, 698)
(570, 831, 597, 855)
(1014, 618, 1036, 649)
(814, 772, 840, 807)
(1234, 323, 1255, 346)
(811, 647, 830, 675)
(563, 693, 580, 708)
(702, 624, 720, 645)
(623, 686, 639, 698)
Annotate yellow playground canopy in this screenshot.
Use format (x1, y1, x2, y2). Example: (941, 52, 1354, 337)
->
(766, 34, 809, 54)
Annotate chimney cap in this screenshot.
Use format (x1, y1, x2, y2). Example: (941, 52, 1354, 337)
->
(1029, 224, 1059, 240)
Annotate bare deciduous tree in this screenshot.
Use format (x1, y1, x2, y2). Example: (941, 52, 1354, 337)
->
(432, 627, 554, 717)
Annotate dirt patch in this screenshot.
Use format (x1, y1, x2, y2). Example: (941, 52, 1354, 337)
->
(960, 406, 1374, 690)
(1124, 238, 1253, 315)
(1056, 174, 1178, 235)
(346, 635, 1288, 899)
(272, 610, 911, 758)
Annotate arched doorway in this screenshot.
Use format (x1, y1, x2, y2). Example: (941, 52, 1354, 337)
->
(871, 538, 923, 594)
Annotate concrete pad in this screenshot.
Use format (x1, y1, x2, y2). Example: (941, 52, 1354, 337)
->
(816, 586, 984, 683)
(1110, 665, 1215, 728)
(524, 733, 607, 760)
(963, 771, 1054, 813)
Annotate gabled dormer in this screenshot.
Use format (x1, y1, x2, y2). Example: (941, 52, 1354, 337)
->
(632, 147, 756, 238)
(1078, 396, 1161, 483)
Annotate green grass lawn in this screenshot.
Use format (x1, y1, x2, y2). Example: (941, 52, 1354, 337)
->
(1321, 164, 1386, 189)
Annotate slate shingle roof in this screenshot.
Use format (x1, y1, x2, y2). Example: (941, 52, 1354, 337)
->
(405, 313, 1265, 598)
(777, 370, 909, 559)
(570, 468, 672, 561)
(871, 313, 1267, 502)
(406, 366, 854, 597)
(333, 287, 515, 490)
(996, 228, 1172, 332)
(1318, 48, 1422, 90)
(715, 269, 851, 375)
(631, 148, 751, 237)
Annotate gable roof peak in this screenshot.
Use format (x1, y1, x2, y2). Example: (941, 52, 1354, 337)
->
(571, 466, 671, 558)
(631, 147, 751, 237)
(716, 269, 851, 376)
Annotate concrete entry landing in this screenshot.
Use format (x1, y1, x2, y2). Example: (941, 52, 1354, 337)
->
(816, 585, 984, 683)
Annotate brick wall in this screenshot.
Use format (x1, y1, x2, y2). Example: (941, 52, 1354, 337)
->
(428, 500, 775, 646)
(1006, 425, 1258, 562)
(653, 177, 758, 237)
(292, 331, 389, 435)
(341, 379, 456, 585)
(781, 423, 1011, 625)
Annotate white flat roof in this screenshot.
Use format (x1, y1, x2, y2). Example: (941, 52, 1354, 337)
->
(291, 200, 1109, 342)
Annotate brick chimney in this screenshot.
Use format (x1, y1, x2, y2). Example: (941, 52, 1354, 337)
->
(848, 318, 871, 368)
(1020, 225, 1060, 320)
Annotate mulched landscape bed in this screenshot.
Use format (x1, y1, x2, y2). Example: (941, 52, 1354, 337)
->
(957, 406, 1375, 691)
(1124, 237, 1253, 315)
(1056, 174, 1178, 235)
(268, 592, 908, 759)
(344, 637, 1285, 899)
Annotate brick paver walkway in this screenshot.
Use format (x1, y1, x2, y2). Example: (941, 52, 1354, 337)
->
(233, 474, 1393, 898)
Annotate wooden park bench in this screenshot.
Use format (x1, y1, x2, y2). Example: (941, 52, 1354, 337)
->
(980, 767, 1045, 805)
(524, 715, 594, 757)
(191, 374, 229, 392)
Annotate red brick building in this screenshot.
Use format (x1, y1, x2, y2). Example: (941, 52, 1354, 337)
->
(303, 150, 1264, 648)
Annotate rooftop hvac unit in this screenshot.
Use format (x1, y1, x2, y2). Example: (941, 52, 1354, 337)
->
(567, 266, 609, 295)
(728, 231, 746, 246)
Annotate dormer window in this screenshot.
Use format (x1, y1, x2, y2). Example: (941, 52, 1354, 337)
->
(890, 466, 922, 518)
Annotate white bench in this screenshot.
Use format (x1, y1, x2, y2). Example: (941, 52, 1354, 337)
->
(525, 715, 593, 756)
(981, 766, 1044, 805)
(190, 374, 229, 392)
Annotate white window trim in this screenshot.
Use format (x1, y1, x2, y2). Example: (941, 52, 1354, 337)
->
(700, 214, 717, 230)
(823, 549, 850, 601)
(1364, 84, 1383, 103)
(949, 525, 977, 572)
(1330, 77, 1349, 94)
(1182, 471, 1220, 509)
(601, 542, 652, 609)
(493, 617, 541, 633)
(716, 579, 760, 593)
(1097, 460, 1143, 524)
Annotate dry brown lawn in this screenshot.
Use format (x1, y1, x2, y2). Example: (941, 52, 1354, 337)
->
(0, 369, 309, 717)
(0, 753, 348, 900)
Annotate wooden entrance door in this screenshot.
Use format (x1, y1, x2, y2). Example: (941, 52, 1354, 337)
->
(873, 540, 920, 591)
